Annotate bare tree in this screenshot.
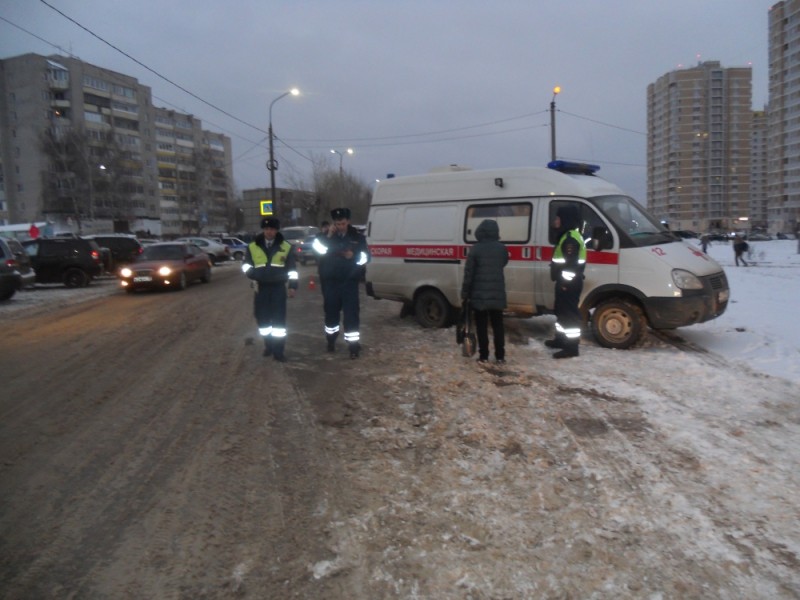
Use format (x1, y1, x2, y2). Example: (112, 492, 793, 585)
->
(39, 127, 91, 232)
(40, 126, 137, 232)
(284, 152, 373, 225)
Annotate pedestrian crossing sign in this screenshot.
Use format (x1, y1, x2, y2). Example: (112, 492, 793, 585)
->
(260, 200, 273, 216)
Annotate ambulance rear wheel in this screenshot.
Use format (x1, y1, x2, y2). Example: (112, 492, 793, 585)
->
(414, 289, 452, 328)
(591, 299, 646, 349)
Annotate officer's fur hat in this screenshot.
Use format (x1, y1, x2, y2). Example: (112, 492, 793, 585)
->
(330, 207, 351, 220)
(260, 217, 280, 229)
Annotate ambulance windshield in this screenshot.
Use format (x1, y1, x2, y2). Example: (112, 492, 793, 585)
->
(592, 195, 675, 248)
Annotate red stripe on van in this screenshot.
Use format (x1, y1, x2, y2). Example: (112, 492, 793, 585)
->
(369, 244, 460, 259)
(587, 250, 619, 265)
(369, 244, 619, 265)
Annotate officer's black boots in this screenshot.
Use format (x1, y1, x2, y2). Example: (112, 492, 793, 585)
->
(348, 342, 360, 359)
(326, 332, 338, 353)
(272, 339, 287, 362)
(262, 339, 272, 357)
(544, 334, 566, 349)
(553, 344, 579, 359)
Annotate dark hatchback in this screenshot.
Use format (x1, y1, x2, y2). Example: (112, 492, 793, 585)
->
(22, 237, 103, 287)
(0, 237, 36, 300)
(85, 234, 143, 270)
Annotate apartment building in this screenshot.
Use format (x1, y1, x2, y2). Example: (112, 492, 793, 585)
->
(647, 61, 753, 233)
(751, 109, 769, 228)
(0, 53, 233, 236)
(154, 108, 233, 237)
(768, 0, 800, 235)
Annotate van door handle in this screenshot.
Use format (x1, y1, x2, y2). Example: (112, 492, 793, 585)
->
(535, 246, 542, 261)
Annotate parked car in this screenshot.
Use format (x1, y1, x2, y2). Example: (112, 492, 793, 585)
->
(748, 232, 773, 241)
(292, 235, 318, 265)
(118, 242, 212, 293)
(219, 236, 248, 261)
(22, 237, 103, 287)
(280, 227, 320, 266)
(173, 237, 230, 264)
(84, 234, 143, 271)
(0, 237, 36, 300)
(672, 230, 698, 239)
(707, 232, 731, 242)
(280, 226, 320, 244)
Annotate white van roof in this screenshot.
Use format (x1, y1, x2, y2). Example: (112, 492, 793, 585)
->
(372, 166, 625, 206)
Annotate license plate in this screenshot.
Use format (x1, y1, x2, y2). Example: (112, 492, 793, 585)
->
(133, 276, 152, 282)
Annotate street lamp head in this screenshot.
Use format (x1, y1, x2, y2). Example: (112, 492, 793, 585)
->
(346, 148, 354, 156)
(290, 87, 300, 97)
(553, 85, 561, 96)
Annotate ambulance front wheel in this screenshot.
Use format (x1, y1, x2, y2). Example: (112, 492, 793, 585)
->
(590, 299, 647, 349)
(414, 289, 453, 328)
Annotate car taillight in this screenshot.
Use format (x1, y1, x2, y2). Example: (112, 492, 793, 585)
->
(91, 250, 101, 262)
(5, 258, 18, 268)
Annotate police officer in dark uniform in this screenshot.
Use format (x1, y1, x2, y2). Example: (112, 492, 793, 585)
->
(546, 204, 586, 359)
(241, 217, 298, 361)
(312, 207, 370, 358)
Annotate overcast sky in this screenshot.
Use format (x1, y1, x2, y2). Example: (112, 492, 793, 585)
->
(1, 0, 773, 204)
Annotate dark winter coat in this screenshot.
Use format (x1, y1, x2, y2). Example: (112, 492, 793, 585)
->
(461, 220, 509, 311)
(243, 232, 299, 288)
(316, 226, 370, 281)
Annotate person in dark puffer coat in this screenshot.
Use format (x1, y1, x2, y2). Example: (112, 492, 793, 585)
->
(460, 219, 509, 363)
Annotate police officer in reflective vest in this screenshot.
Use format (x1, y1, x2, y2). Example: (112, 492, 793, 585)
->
(546, 204, 587, 359)
(241, 217, 298, 362)
(312, 207, 370, 358)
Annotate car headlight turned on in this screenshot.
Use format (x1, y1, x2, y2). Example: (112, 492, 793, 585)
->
(120, 267, 133, 278)
(158, 266, 172, 276)
(672, 268, 703, 291)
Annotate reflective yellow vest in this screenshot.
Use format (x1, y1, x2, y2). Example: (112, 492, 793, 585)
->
(553, 229, 587, 264)
(248, 240, 291, 267)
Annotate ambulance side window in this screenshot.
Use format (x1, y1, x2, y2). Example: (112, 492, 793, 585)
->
(547, 201, 607, 248)
(464, 202, 531, 243)
(580, 205, 610, 250)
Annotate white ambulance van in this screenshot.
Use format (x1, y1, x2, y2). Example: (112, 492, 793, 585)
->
(365, 161, 730, 349)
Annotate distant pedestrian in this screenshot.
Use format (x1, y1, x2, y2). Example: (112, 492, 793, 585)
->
(700, 234, 710, 253)
(733, 236, 749, 267)
(241, 218, 299, 361)
(460, 219, 508, 364)
(28, 223, 40, 239)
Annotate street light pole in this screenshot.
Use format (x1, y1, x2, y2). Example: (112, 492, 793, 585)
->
(330, 147, 354, 177)
(330, 148, 354, 205)
(267, 88, 299, 216)
(550, 86, 560, 162)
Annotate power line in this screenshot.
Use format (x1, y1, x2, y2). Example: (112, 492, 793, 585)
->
(0, 14, 74, 56)
(16, 7, 644, 168)
(558, 110, 646, 136)
(288, 123, 549, 150)
(285, 110, 550, 143)
(38, 0, 268, 135)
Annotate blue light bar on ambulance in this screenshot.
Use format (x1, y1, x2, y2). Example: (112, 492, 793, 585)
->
(547, 160, 601, 175)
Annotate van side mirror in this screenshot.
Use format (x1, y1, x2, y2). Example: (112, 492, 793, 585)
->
(591, 226, 614, 251)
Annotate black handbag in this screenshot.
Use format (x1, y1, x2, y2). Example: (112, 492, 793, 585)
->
(457, 300, 477, 357)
